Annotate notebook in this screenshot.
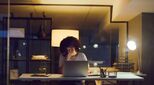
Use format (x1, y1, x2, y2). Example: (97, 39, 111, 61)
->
(63, 61, 88, 77)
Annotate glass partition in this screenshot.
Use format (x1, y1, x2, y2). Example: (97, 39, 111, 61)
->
(0, 0, 10, 85)
(0, 1, 119, 85)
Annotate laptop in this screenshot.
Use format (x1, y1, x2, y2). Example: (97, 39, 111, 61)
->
(63, 61, 88, 77)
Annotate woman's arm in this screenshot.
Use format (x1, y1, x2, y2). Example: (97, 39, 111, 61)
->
(58, 55, 64, 73)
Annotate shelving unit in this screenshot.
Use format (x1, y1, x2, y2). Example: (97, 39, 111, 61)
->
(114, 56, 134, 71)
(2, 16, 53, 82)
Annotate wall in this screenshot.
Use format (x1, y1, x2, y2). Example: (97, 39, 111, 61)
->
(80, 29, 112, 66)
(128, 14, 142, 71)
(142, 13, 154, 85)
(118, 23, 127, 58)
(128, 13, 154, 85)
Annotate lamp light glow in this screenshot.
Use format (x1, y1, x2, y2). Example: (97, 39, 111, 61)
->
(93, 44, 98, 48)
(127, 40, 146, 76)
(127, 40, 136, 50)
(51, 29, 79, 47)
(83, 45, 86, 49)
(93, 62, 98, 67)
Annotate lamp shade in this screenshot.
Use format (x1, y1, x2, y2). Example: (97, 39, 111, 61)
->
(51, 29, 79, 47)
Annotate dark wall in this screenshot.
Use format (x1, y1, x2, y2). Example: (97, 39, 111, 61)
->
(79, 29, 118, 66)
(142, 13, 154, 85)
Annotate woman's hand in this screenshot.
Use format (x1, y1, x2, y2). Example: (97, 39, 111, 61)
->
(66, 47, 77, 60)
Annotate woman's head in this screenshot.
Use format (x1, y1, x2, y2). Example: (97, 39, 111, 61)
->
(60, 36, 81, 57)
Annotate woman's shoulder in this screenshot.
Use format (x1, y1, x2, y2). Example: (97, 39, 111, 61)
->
(76, 52, 87, 61)
(77, 52, 86, 56)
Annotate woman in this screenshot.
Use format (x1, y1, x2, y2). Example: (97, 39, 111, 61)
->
(59, 36, 87, 73)
(58, 36, 88, 85)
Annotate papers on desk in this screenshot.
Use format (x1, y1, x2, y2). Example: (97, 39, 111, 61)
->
(116, 72, 144, 80)
(88, 73, 100, 76)
(88, 67, 100, 76)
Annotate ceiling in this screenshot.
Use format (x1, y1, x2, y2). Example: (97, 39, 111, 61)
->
(0, 5, 109, 31)
(0, 0, 114, 5)
(112, 0, 154, 21)
(0, 0, 154, 29)
(0, 0, 154, 43)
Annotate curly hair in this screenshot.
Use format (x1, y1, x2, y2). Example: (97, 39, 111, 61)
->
(60, 36, 81, 57)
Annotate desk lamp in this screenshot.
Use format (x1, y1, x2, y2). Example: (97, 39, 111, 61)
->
(127, 40, 146, 76)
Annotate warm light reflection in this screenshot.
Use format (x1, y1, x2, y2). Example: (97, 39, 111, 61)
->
(38, 0, 114, 5)
(51, 29, 79, 47)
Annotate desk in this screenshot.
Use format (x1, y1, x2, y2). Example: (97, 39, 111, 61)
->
(18, 72, 144, 85)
